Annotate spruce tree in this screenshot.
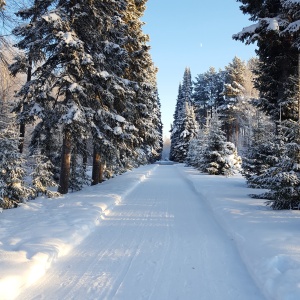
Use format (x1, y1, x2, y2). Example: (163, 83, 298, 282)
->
(233, 0, 299, 123)
(122, 0, 162, 165)
(219, 56, 246, 143)
(242, 125, 278, 188)
(170, 68, 197, 162)
(30, 150, 60, 198)
(170, 84, 183, 161)
(199, 111, 241, 176)
(0, 126, 33, 208)
(186, 126, 208, 170)
(12, 0, 136, 192)
(251, 121, 300, 210)
(193, 67, 225, 126)
(10, 0, 53, 153)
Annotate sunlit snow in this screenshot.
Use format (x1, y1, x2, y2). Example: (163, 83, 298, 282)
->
(1, 164, 300, 299)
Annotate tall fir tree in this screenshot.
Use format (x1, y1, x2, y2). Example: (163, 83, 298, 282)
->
(122, 0, 162, 165)
(193, 67, 225, 126)
(220, 56, 246, 143)
(170, 68, 198, 162)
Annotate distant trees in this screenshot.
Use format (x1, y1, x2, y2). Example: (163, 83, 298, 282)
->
(186, 111, 241, 176)
(191, 57, 260, 149)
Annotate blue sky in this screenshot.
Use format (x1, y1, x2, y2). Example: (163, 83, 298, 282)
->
(142, 0, 257, 138)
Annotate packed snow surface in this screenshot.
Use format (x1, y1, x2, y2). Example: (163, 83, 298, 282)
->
(1, 164, 300, 299)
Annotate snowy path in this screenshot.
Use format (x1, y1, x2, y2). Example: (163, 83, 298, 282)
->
(16, 165, 265, 300)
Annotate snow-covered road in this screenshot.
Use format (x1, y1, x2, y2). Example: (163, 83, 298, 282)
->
(16, 165, 264, 300)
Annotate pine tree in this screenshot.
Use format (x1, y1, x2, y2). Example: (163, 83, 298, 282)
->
(233, 1, 299, 123)
(30, 150, 60, 198)
(10, 0, 54, 153)
(242, 125, 278, 188)
(170, 68, 197, 162)
(251, 121, 300, 209)
(174, 102, 198, 163)
(182, 67, 193, 105)
(0, 126, 33, 208)
(219, 56, 246, 143)
(12, 0, 135, 192)
(69, 147, 90, 192)
(122, 0, 162, 165)
(186, 126, 208, 170)
(199, 111, 241, 176)
(193, 67, 225, 126)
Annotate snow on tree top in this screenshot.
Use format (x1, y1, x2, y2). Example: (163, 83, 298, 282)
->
(265, 18, 280, 31)
(100, 71, 110, 79)
(30, 103, 43, 117)
(114, 115, 126, 123)
(58, 32, 78, 46)
(69, 83, 83, 93)
(113, 126, 123, 135)
(285, 20, 300, 33)
(42, 12, 61, 23)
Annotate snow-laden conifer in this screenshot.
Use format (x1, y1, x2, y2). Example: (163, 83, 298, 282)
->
(0, 126, 33, 208)
(241, 125, 278, 188)
(186, 126, 208, 170)
(250, 121, 300, 209)
(233, 1, 299, 122)
(199, 111, 241, 176)
(173, 102, 198, 163)
(170, 68, 198, 162)
(122, 0, 162, 165)
(30, 149, 60, 198)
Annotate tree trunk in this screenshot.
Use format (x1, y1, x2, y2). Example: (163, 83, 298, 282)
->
(19, 57, 32, 153)
(58, 128, 72, 194)
(99, 162, 104, 183)
(82, 139, 88, 171)
(92, 146, 101, 185)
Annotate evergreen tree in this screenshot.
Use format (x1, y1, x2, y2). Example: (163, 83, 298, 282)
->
(186, 126, 208, 170)
(251, 121, 300, 210)
(10, 0, 53, 153)
(193, 67, 225, 126)
(170, 68, 197, 162)
(69, 147, 90, 192)
(170, 84, 184, 161)
(174, 102, 198, 163)
(220, 56, 246, 143)
(182, 67, 193, 105)
(199, 111, 241, 176)
(0, 126, 33, 208)
(30, 150, 60, 198)
(122, 0, 162, 165)
(242, 124, 278, 188)
(12, 0, 135, 192)
(233, 0, 299, 123)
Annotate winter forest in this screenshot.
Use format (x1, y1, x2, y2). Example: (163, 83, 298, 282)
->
(170, 0, 300, 210)
(0, 0, 163, 209)
(1, 0, 300, 212)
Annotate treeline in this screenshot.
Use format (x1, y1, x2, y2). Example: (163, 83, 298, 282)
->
(171, 1, 300, 210)
(0, 0, 162, 209)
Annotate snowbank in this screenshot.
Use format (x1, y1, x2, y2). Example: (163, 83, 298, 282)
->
(184, 166, 300, 300)
(0, 164, 157, 300)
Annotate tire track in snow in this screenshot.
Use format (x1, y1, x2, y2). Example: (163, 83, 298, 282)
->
(16, 164, 265, 300)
